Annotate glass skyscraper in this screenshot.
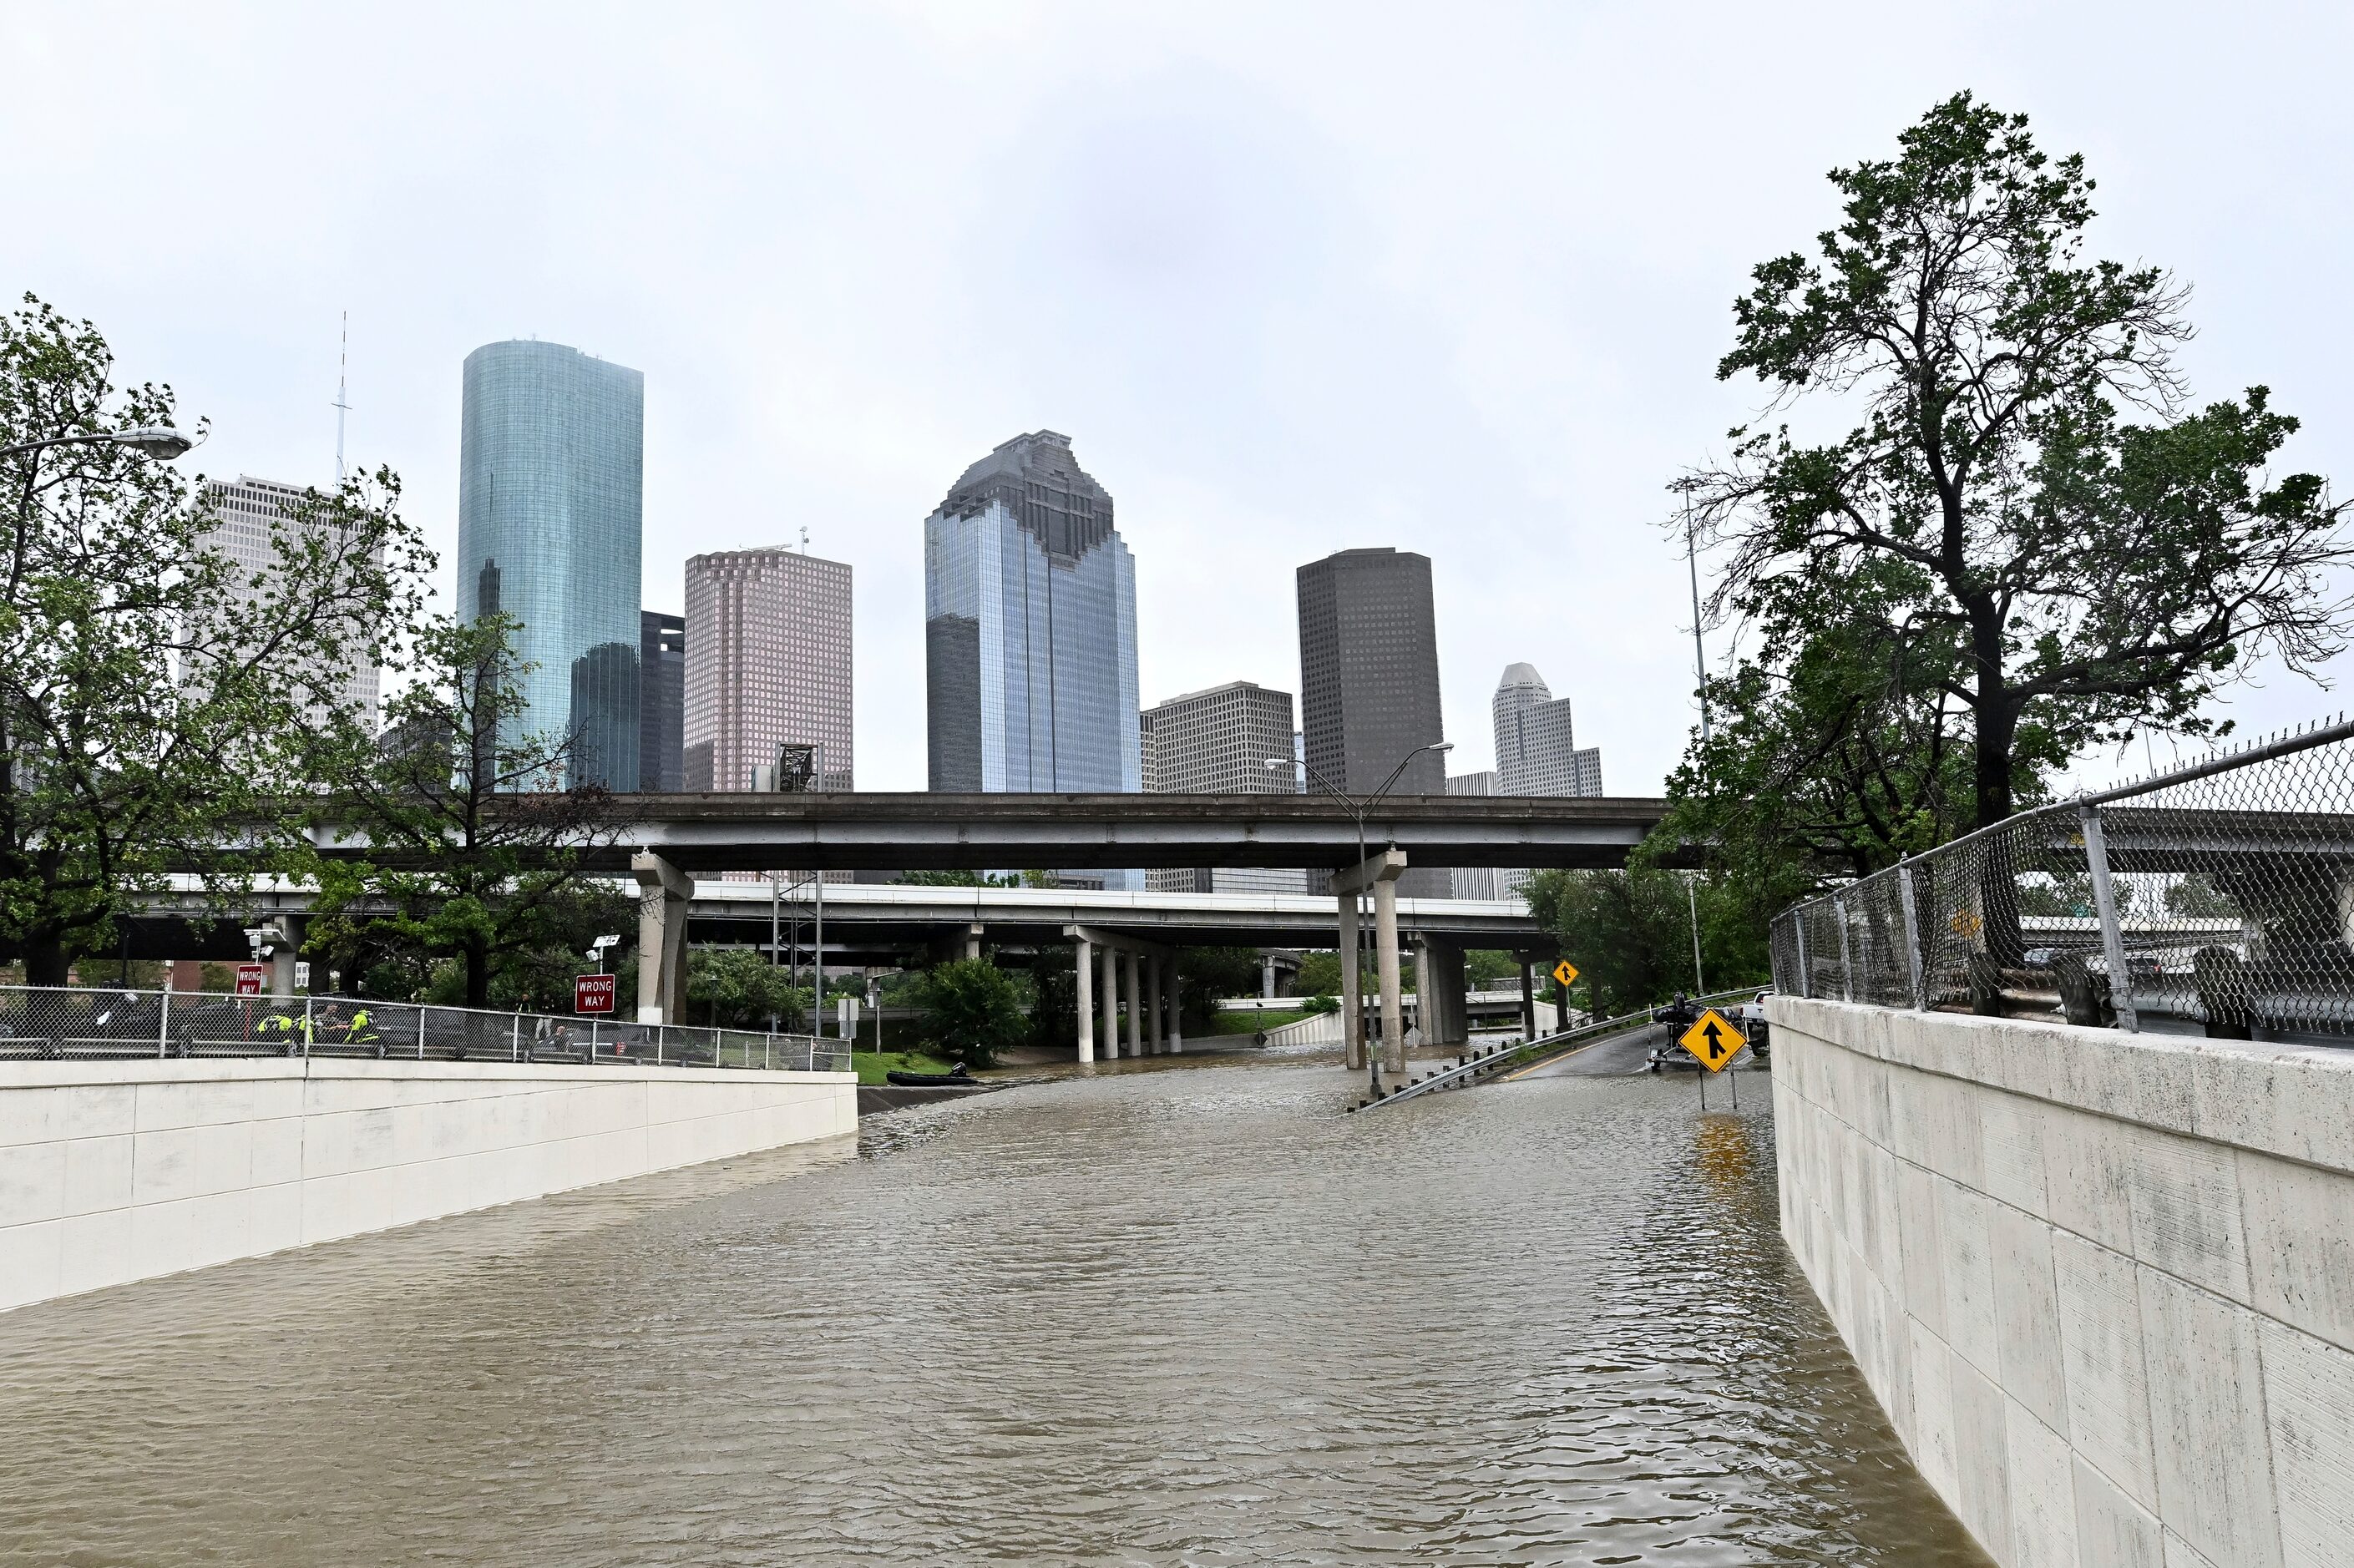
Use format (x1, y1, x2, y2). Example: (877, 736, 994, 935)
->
(457, 340, 644, 790)
(924, 431, 1140, 883)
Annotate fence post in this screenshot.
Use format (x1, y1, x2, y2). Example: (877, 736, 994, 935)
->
(158, 987, 170, 1059)
(1793, 911, 1811, 999)
(2079, 803, 2139, 1032)
(1834, 897, 1855, 1003)
(656, 1028, 665, 1068)
(1896, 862, 1926, 1010)
(303, 994, 314, 1059)
(418, 1005, 427, 1060)
(511, 1013, 520, 1062)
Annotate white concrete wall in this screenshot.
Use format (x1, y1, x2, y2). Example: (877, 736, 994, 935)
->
(0, 1059, 857, 1314)
(1771, 996, 2354, 1568)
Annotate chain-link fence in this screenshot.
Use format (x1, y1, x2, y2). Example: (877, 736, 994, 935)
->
(1771, 716, 2354, 1043)
(0, 984, 853, 1072)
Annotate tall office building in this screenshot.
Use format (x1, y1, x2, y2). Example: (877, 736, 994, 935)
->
(1296, 547, 1446, 897)
(682, 548, 853, 792)
(638, 611, 686, 792)
(457, 339, 644, 790)
(196, 475, 382, 730)
(1142, 680, 1306, 894)
(1493, 663, 1602, 796)
(924, 431, 1140, 791)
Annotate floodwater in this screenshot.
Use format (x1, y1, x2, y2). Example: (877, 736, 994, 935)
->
(0, 1052, 1986, 1565)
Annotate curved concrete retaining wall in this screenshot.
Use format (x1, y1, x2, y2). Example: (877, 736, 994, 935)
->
(0, 1059, 857, 1314)
(1770, 996, 2354, 1568)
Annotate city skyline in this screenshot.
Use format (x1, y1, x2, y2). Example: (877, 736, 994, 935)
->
(21, 8, 2350, 796)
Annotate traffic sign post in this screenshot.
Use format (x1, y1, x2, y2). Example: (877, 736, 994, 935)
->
(575, 974, 617, 1015)
(1678, 1006, 1747, 1110)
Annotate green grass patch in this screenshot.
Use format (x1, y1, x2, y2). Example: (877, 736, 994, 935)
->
(1209, 1009, 1311, 1035)
(851, 1049, 959, 1085)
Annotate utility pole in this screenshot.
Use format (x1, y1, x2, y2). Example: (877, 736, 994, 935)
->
(1683, 484, 1709, 993)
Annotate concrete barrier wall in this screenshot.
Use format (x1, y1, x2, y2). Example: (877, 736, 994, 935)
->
(1769, 996, 2354, 1568)
(0, 1060, 858, 1314)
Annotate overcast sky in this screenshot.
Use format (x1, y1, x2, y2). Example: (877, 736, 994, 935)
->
(7, 3, 2351, 793)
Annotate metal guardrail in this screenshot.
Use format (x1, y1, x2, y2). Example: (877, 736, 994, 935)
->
(1771, 716, 2354, 1040)
(0, 984, 853, 1072)
(1354, 987, 1757, 1110)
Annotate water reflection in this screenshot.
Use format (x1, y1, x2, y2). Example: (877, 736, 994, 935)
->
(0, 1061, 1985, 1565)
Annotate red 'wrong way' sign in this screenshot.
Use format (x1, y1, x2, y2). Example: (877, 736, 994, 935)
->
(575, 974, 616, 1014)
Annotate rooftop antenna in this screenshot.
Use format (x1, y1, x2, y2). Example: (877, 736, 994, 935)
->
(332, 311, 352, 485)
(799, 525, 810, 554)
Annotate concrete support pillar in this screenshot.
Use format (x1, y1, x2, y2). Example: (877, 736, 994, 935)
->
(1518, 959, 1536, 1041)
(1262, 953, 1276, 999)
(1076, 936, 1096, 1063)
(1338, 892, 1364, 1072)
(1420, 940, 1467, 1047)
(1168, 959, 1184, 1054)
(964, 923, 983, 962)
(1413, 937, 1430, 1047)
(1124, 949, 1142, 1058)
(1101, 941, 1121, 1060)
(1374, 875, 1405, 1079)
(632, 852, 694, 1024)
(1147, 953, 1164, 1055)
(265, 914, 306, 996)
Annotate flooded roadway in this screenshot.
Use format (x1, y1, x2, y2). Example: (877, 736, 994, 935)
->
(0, 1053, 1984, 1565)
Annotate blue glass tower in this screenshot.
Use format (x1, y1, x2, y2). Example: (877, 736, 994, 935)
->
(457, 340, 644, 789)
(925, 430, 1141, 817)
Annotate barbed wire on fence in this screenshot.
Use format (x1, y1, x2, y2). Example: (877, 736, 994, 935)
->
(0, 984, 853, 1073)
(1770, 713, 2354, 1043)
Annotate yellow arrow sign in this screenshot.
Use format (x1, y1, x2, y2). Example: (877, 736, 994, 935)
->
(1552, 959, 1579, 988)
(1678, 1007, 1747, 1073)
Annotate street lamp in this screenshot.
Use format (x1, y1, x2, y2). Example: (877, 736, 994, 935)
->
(1, 425, 198, 462)
(1266, 739, 1451, 1094)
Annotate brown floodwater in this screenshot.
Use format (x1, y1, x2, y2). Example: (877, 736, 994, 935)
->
(0, 1056, 1986, 1565)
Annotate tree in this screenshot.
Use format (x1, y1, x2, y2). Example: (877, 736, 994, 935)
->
(685, 948, 807, 1031)
(916, 957, 1027, 1066)
(0, 296, 427, 983)
(1690, 94, 2350, 837)
(306, 614, 625, 1010)
(1525, 867, 1771, 1017)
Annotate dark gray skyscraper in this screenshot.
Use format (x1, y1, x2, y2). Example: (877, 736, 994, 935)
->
(458, 339, 643, 790)
(639, 611, 686, 792)
(1296, 547, 1446, 897)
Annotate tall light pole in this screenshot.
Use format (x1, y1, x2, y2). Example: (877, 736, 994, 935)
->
(1679, 479, 1709, 994)
(1268, 739, 1451, 1094)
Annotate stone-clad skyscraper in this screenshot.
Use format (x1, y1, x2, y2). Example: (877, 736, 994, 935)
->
(457, 339, 643, 790)
(681, 549, 853, 792)
(924, 431, 1140, 797)
(1493, 662, 1602, 797)
(1296, 547, 1446, 897)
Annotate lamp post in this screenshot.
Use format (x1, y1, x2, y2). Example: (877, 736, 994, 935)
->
(1, 426, 196, 462)
(1267, 739, 1451, 1095)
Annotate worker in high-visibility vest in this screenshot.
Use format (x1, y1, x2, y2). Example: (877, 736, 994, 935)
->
(256, 1010, 314, 1055)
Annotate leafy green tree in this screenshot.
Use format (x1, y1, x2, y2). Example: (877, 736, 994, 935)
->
(685, 948, 807, 1031)
(1525, 867, 1770, 1018)
(916, 957, 1027, 1067)
(306, 614, 625, 1010)
(897, 869, 1015, 888)
(1690, 93, 2350, 839)
(1173, 946, 1263, 1034)
(0, 296, 426, 984)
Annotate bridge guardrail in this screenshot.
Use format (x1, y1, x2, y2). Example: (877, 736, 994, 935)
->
(0, 984, 853, 1072)
(1770, 715, 2354, 1039)
(1354, 987, 1756, 1111)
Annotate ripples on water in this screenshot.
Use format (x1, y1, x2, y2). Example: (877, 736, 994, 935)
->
(0, 1060, 1985, 1565)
